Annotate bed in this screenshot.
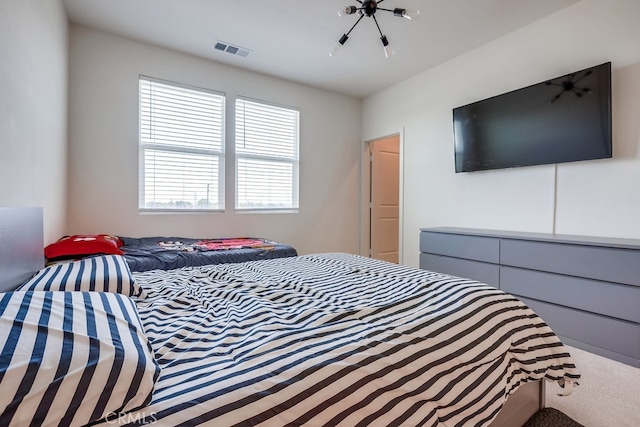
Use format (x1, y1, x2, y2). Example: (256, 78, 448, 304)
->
(118, 236, 298, 272)
(0, 207, 580, 427)
(43, 234, 298, 272)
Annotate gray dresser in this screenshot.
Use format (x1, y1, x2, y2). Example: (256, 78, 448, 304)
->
(419, 227, 640, 367)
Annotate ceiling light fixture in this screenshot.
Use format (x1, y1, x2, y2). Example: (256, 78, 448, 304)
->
(330, 0, 419, 58)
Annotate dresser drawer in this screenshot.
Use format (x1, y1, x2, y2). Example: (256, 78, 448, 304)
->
(420, 253, 499, 287)
(519, 296, 640, 359)
(420, 231, 499, 263)
(501, 267, 640, 323)
(419, 227, 640, 367)
(500, 239, 640, 287)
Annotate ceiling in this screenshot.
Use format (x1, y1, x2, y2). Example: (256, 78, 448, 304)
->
(62, 0, 580, 98)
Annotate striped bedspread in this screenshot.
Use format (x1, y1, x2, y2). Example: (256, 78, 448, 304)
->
(96, 253, 580, 426)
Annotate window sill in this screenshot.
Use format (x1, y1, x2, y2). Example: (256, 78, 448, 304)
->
(235, 209, 299, 214)
(138, 209, 224, 214)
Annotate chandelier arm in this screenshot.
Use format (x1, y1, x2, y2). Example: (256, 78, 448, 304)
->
(345, 14, 366, 37)
(573, 70, 593, 84)
(355, 0, 363, 4)
(377, 7, 395, 13)
(372, 14, 385, 38)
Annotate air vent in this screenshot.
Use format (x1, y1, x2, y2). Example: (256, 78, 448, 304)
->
(214, 41, 251, 58)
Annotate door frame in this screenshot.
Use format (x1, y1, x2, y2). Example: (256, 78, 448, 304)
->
(359, 129, 405, 264)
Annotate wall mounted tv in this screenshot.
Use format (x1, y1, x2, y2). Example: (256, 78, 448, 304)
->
(453, 62, 612, 173)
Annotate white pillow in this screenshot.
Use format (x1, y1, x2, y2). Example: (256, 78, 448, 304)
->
(0, 291, 159, 426)
(19, 254, 144, 298)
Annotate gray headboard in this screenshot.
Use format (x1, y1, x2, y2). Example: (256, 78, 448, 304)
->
(0, 207, 44, 292)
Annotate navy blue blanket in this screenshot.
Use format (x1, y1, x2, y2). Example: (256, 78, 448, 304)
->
(119, 236, 297, 272)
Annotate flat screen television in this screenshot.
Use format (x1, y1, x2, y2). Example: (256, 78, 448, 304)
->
(453, 62, 612, 173)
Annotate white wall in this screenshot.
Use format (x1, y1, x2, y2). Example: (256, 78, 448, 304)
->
(363, 0, 640, 268)
(67, 25, 362, 256)
(0, 0, 68, 244)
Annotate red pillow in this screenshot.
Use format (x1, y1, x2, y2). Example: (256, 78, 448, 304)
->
(45, 234, 124, 260)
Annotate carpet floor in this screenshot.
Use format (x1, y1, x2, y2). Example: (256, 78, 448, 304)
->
(546, 345, 640, 426)
(524, 408, 585, 427)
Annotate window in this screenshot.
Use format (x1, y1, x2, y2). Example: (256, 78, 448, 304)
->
(139, 76, 225, 211)
(235, 98, 299, 210)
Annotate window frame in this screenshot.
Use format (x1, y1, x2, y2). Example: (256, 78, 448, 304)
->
(234, 96, 300, 212)
(138, 75, 226, 212)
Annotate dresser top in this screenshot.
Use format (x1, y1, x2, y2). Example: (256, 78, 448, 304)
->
(420, 227, 640, 250)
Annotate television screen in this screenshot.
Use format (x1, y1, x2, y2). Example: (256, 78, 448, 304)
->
(453, 62, 612, 173)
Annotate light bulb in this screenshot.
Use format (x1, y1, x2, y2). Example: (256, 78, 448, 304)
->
(338, 6, 357, 17)
(329, 34, 349, 57)
(380, 35, 395, 59)
(402, 8, 420, 20)
(393, 8, 420, 20)
(384, 45, 395, 59)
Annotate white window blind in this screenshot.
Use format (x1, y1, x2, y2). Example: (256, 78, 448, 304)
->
(139, 76, 225, 210)
(235, 98, 299, 210)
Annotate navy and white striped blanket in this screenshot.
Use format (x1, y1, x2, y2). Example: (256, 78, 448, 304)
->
(96, 252, 580, 426)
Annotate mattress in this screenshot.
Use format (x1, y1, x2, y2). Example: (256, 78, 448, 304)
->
(119, 236, 298, 272)
(94, 252, 579, 426)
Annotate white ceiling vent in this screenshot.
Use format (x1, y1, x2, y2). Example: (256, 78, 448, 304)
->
(214, 41, 251, 57)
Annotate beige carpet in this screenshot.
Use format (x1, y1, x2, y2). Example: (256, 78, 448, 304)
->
(546, 346, 640, 427)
